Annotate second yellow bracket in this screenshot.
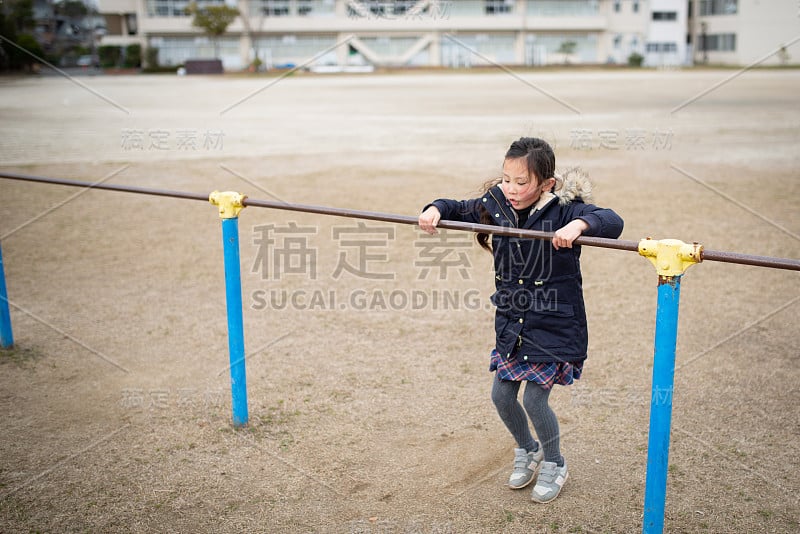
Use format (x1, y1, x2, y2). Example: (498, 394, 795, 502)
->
(209, 190, 247, 219)
(638, 238, 703, 277)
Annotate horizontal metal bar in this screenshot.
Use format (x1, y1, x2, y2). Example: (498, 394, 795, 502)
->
(243, 197, 642, 252)
(700, 249, 800, 271)
(0, 172, 209, 203)
(1, 172, 798, 271)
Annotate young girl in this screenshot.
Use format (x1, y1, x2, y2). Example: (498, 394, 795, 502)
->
(418, 137, 623, 503)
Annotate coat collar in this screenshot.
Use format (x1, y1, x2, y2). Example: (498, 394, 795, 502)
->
(482, 185, 558, 228)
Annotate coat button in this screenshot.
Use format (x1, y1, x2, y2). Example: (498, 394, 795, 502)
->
(519, 318, 524, 323)
(506, 353, 511, 359)
(518, 279, 524, 284)
(482, 198, 487, 202)
(495, 213, 500, 218)
(523, 355, 529, 361)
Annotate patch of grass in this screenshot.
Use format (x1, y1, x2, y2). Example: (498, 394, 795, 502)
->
(262, 400, 300, 427)
(668, 464, 681, 476)
(730, 447, 747, 459)
(0, 345, 45, 366)
(279, 435, 294, 451)
(757, 509, 773, 519)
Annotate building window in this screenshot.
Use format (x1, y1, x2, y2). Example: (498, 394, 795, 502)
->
(347, 0, 416, 18)
(699, 0, 737, 15)
(371, 0, 413, 16)
(613, 34, 622, 48)
(613, 0, 621, 12)
(652, 11, 677, 21)
(528, 0, 599, 16)
(646, 42, 678, 53)
(702, 33, 736, 51)
(125, 13, 137, 34)
(261, 0, 290, 16)
(298, 0, 312, 16)
(632, 1, 640, 13)
(485, 0, 514, 15)
(147, 0, 225, 18)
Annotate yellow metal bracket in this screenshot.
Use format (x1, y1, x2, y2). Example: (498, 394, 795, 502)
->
(638, 238, 703, 277)
(209, 190, 247, 219)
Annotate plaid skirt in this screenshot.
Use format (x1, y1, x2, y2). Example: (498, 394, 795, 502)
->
(489, 349, 583, 390)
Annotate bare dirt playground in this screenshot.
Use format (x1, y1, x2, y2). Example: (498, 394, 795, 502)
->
(0, 68, 798, 533)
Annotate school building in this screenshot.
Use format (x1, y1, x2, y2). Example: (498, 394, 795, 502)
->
(95, 0, 798, 70)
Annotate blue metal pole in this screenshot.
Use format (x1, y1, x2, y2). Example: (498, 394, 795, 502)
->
(643, 275, 682, 534)
(0, 241, 13, 349)
(221, 217, 248, 427)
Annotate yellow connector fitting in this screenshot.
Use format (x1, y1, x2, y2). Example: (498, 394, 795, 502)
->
(638, 238, 703, 277)
(209, 190, 247, 219)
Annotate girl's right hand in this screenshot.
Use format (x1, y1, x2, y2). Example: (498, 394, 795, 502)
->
(418, 206, 441, 235)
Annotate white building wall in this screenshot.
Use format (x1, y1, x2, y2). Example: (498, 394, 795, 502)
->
(645, 0, 688, 67)
(96, 0, 800, 70)
(737, 0, 799, 65)
(694, 0, 800, 66)
(602, 0, 649, 64)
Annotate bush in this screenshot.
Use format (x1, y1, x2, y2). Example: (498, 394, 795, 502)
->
(98, 45, 122, 68)
(124, 44, 141, 68)
(15, 34, 43, 69)
(145, 46, 159, 68)
(628, 52, 644, 67)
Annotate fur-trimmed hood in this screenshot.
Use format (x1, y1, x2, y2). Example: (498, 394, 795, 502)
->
(554, 167, 593, 206)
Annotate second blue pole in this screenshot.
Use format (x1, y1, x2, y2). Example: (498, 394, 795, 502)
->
(637, 238, 702, 534)
(211, 191, 249, 428)
(643, 275, 682, 533)
(222, 217, 248, 427)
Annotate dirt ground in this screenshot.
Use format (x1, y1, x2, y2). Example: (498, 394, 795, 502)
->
(0, 68, 798, 533)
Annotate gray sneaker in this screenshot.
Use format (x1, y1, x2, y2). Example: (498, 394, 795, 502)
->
(507, 447, 543, 489)
(531, 460, 568, 503)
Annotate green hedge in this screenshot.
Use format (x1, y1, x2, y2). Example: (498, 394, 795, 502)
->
(124, 44, 141, 68)
(98, 45, 121, 68)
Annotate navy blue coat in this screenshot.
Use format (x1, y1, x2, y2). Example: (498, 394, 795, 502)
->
(426, 184, 623, 364)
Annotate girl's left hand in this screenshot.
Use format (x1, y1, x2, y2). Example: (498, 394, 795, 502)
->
(552, 219, 589, 250)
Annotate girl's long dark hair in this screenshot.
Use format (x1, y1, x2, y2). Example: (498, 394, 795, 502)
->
(476, 137, 556, 252)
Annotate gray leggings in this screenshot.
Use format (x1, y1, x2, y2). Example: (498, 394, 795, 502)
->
(491, 373, 563, 465)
